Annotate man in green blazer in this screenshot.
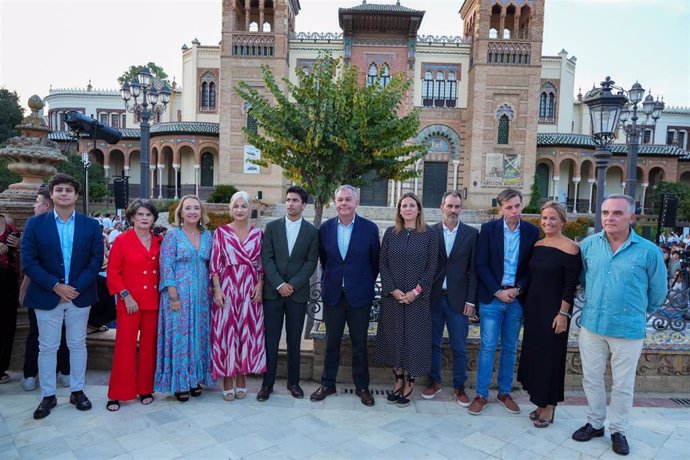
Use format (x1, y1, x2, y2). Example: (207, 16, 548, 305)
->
(258, 186, 319, 401)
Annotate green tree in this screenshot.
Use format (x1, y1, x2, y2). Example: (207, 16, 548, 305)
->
(0, 159, 21, 192)
(55, 152, 108, 202)
(523, 174, 542, 214)
(117, 62, 169, 86)
(0, 87, 25, 145)
(652, 181, 690, 221)
(235, 54, 425, 226)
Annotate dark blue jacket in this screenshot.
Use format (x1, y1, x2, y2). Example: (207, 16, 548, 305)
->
(21, 211, 104, 309)
(475, 217, 539, 305)
(319, 214, 380, 308)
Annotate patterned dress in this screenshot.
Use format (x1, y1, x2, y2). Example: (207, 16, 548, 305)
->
(210, 224, 266, 379)
(375, 226, 438, 377)
(154, 228, 213, 394)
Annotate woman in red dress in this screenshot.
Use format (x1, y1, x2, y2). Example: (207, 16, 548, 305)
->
(106, 200, 162, 411)
(210, 191, 266, 401)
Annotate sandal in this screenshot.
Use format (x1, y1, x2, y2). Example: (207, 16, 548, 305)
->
(106, 400, 120, 412)
(529, 408, 542, 421)
(222, 388, 235, 401)
(174, 392, 190, 402)
(190, 386, 202, 397)
(139, 393, 154, 405)
(396, 375, 415, 408)
(387, 369, 405, 404)
(235, 387, 247, 399)
(0, 373, 9, 384)
(533, 407, 555, 428)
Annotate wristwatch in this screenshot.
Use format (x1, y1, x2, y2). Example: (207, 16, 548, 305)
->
(120, 290, 130, 298)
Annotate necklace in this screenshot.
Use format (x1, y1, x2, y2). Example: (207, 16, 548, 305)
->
(183, 226, 198, 236)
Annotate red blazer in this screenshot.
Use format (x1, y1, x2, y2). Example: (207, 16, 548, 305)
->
(107, 229, 162, 310)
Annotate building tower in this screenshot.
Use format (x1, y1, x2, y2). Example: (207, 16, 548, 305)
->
(460, 0, 544, 207)
(219, 0, 300, 203)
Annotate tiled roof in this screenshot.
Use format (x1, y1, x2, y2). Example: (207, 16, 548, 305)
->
(340, 2, 424, 14)
(48, 131, 76, 141)
(537, 133, 686, 157)
(150, 122, 219, 136)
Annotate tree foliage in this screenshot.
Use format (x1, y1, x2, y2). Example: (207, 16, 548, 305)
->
(207, 184, 239, 203)
(0, 159, 21, 192)
(56, 153, 108, 202)
(652, 181, 690, 221)
(235, 53, 426, 225)
(0, 88, 25, 145)
(117, 62, 169, 86)
(523, 174, 542, 214)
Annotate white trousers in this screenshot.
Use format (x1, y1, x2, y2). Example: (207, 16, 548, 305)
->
(35, 302, 91, 397)
(578, 326, 644, 435)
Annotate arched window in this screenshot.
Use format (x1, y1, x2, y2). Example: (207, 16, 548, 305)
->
(366, 63, 378, 87)
(498, 114, 510, 144)
(200, 152, 214, 187)
(446, 71, 457, 107)
(201, 82, 209, 109)
(539, 82, 556, 123)
(422, 71, 434, 107)
(263, 21, 271, 32)
(249, 21, 258, 32)
(503, 28, 511, 39)
(199, 71, 217, 112)
(434, 71, 445, 107)
(209, 82, 216, 109)
(379, 64, 390, 87)
(489, 28, 498, 39)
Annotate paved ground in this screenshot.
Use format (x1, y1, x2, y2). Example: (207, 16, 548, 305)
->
(1, 371, 688, 459)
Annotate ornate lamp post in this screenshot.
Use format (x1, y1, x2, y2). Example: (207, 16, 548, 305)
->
(618, 82, 664, 202)
(582, 77, 628, 232)
(120, 67, 171, 199)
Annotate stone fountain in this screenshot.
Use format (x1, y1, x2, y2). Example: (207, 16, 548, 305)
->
(0, 95, 67, 229)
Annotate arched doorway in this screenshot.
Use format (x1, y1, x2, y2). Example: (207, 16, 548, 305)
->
(200, 151, 214, 187)
(422, 162, 448, 208)
(535, 162, 551, 200)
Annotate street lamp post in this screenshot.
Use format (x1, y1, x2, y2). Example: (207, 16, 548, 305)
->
(582, 77, 628, 232)
(618, 82, 664, 203)
(120, 67, 171, 199)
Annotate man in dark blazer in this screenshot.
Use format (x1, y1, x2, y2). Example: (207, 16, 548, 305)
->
(258, 186, 319, 402)
(310, 185, 380, 406)
(422, 191, 478, 407)
(468, 188, 539, 416)
(21, 173, 104, 419)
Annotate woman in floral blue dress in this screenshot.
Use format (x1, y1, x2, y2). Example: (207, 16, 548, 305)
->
(154, 195, 214, 401)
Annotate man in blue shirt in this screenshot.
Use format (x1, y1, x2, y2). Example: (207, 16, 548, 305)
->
(469, 189, 539, 415)
(572, 195, 667, 456)
(21, 173, 104, 419)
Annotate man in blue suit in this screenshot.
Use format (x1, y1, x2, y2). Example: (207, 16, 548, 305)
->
(468, 188, 539, 416)
(21, 173, 104, 419)
(310, 185, 380, 406)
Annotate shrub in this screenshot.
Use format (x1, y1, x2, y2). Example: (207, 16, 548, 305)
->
(207, 184, 238, 204)
(525, 216, 593, 240)
(207, 212, 231, 231)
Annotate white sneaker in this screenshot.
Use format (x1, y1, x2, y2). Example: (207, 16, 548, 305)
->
(21, 376, 37, 391)
(57, 373, 71, 388)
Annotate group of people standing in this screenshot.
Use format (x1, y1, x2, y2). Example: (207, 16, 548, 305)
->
(4, 172, 667, 456)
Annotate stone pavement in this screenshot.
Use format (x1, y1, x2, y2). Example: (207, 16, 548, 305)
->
(1, 371, 688, 460)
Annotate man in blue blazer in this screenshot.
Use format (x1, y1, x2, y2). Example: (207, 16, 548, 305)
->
(310, 185, 380, 406)
(468, 188, 539, 416)
(21, 173, 104, 419)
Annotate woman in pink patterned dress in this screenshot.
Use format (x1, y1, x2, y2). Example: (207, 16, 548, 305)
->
(210, 191, 266, 401)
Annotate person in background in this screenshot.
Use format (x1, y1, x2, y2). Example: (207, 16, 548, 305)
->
(210, 191, 266, 401)
(20, 186, 71, 391)
(375, 193, 438, 407)
(0, 212, 20, 385)
(155, 195, 214, 402)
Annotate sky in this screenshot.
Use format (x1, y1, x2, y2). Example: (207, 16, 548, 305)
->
(1, 0, 689, 112)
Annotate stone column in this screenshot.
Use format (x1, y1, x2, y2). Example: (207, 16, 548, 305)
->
(572, 177, 581, 213)
(552, 176, 560, 201)
(173, 164, 180, 199)
(587, 178, 595, 214)
(157, 163, 165, 199)
(640, 183, 649, 215)
(389, 180, 396, 208)
(452, 159, 460, 190)
(194, 164, 200, 197)
(103, 164, 110, 178)
(259, 0, 264, 31)
(414, 159, 423, 195)
(245, 0, 250, 31)
(149, 165, 156, 199)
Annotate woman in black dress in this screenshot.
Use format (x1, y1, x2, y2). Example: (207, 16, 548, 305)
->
(375, 193, 438, 407)
(517, 201, 581, 428)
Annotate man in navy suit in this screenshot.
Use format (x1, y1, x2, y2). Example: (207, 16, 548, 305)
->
(468, 188, 539, 416)
(21, 173, 104, 419)
(310, 185, 380, 406)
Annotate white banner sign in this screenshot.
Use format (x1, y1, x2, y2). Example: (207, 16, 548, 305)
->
(243, 145, 260, 174)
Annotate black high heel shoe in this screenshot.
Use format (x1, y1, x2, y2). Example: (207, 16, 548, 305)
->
(387, 369, 405, 404)
(396, 375, 415, 408)
(534, 406, 555, 428)
(174, 392, 190, 402)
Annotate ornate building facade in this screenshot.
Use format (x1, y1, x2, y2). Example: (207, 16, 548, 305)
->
(42, 0, 688, 208)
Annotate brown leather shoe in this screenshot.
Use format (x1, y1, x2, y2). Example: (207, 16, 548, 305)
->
(454, 388, 470, 407)
(467, 395, 488, 415)
(355, 389, 375, 407)
(310, 385, 336, 402)
(497, 393, 520, 414)
(421, 382, 442, 400)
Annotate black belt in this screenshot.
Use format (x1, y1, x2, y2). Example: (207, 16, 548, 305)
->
(441, 289, 448, 296)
